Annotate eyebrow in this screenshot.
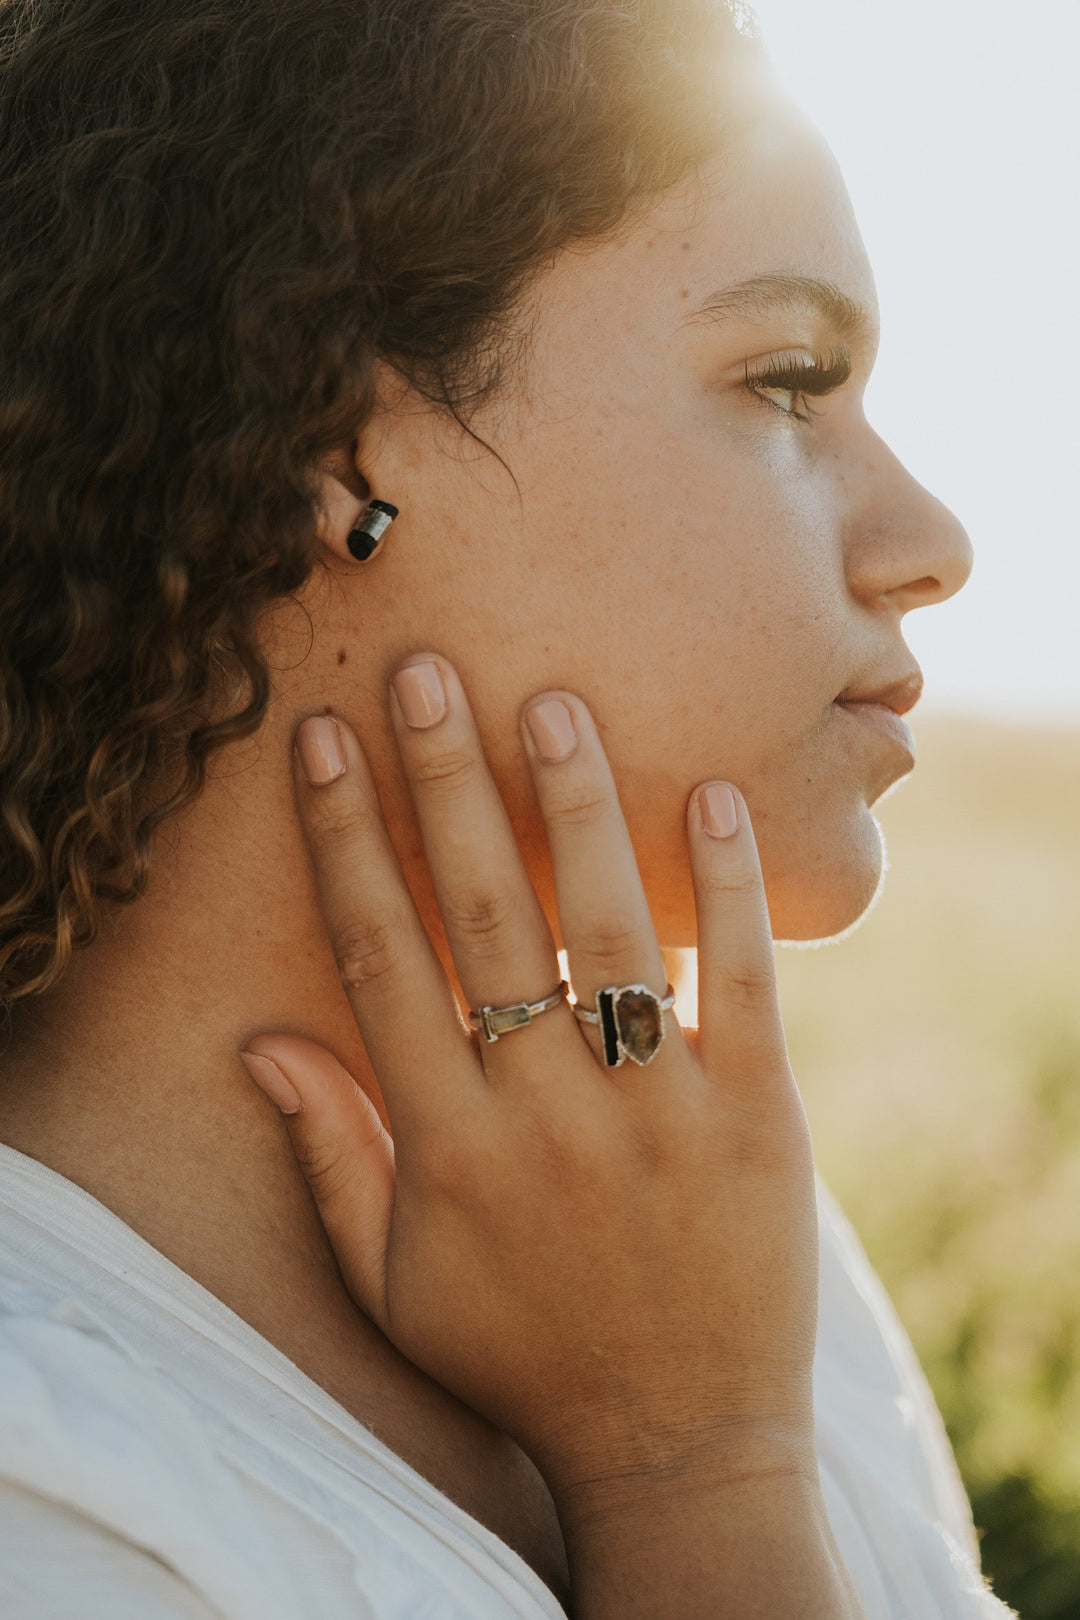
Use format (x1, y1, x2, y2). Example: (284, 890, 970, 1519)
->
(686, 274, 875, 345)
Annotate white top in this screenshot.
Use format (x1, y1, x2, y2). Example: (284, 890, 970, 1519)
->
(0, 1142, 1012, 1618)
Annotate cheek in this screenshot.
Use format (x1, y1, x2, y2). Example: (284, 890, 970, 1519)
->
(502, 410, 849, 785)
(377, 410, 885, 945)
(409, 398, 848, 799)
(502, 421, 880, 941)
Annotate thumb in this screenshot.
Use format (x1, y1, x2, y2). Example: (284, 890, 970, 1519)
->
(240, 1034, 395, 1330)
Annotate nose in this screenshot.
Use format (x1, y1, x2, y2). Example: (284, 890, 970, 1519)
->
(842, 431, 974, 614)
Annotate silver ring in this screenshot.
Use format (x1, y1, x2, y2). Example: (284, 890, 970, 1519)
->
(468, 980, 569, 1044)
(573, 982, 676, 1068)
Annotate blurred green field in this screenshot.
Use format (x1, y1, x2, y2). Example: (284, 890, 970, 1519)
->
(773, 716, 1080, 1617)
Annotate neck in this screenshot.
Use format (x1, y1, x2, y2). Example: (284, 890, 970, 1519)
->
(0, 579, 591, 1596)
(1, 682, 585, 1593)
(0, 686, 387, 1367)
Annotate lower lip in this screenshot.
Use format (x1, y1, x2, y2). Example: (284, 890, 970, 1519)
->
(835, 701, 916, 759)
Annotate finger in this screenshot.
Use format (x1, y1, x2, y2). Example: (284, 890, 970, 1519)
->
(520, 692, 677, 1071)
(388, 657, 572, 1058)
(686, 781, 790, 1087)
(240, 1035, 395, 1332)
(293, 712, 473, 1132)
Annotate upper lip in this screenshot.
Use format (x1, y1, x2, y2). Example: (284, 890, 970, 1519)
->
(835, 668, 924, 716)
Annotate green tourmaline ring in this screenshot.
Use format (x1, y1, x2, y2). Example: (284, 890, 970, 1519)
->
(468, 980, 570, 1043)
(573, 982, 677, 1068)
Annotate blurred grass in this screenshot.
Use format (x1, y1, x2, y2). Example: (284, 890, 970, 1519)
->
(772, 715, 1080, 1617)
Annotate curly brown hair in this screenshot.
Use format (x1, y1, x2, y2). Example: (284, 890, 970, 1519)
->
(0, 0, 757, 1017)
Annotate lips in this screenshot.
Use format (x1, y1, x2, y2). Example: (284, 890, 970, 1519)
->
(834, 669, 923, 716)
(833, 667, 922, 761)
(834, 700, 917, 757)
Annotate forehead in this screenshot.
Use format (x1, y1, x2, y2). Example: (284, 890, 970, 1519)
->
(681, 107, 877, 319)
(528, 100, 879, 365)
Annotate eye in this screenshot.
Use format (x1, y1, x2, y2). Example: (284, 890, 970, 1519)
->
(744, 347, 853, 424)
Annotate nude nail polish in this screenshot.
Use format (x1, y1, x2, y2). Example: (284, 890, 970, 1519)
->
(240, 1051, 303, 1115)
(526, 699, 578, 762)
(700, 782, 739, 838)
(295, 716, 345, 786)
(394, 661, 447, 728)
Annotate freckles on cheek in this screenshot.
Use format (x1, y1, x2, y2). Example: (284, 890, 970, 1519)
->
(673, 445, 839, 622)
(728, 448, 841, 598)
(655, 504, 847, 775)
(518, 346, 846, 708)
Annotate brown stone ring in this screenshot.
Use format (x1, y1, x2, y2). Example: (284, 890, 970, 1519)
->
(573, 982, 677, 1068)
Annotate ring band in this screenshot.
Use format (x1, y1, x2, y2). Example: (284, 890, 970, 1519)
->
(573, 982, 676, 1068)
(468, 980, 569, 1044)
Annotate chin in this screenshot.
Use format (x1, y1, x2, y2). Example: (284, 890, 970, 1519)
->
(644, 800, 888, 951)
(769, 807, 888, 947)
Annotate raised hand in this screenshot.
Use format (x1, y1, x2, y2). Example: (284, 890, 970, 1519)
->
(241, 656, 861, 1619)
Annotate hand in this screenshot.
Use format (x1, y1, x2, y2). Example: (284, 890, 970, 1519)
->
(241, 656, 820, 1517)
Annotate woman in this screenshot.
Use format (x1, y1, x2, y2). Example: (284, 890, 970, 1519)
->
(0, 0, 1011, 1614)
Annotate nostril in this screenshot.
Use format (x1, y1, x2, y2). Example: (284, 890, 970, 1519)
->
(898, 575, 951, 611)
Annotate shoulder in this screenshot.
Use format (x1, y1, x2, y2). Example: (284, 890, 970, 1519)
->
(0, 1291, 305, 1620)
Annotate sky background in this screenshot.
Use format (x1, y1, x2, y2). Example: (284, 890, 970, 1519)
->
(749, 0, 1079, 722)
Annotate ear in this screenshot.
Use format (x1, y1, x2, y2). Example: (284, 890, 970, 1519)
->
(313, 444, 369, 563)
(314, 441, 400, 565)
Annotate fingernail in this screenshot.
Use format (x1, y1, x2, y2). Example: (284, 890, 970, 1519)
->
(699, 782, 739, 839)
(240, 1050, 303, 1115)
(393, 660, 447, 728)
(296, 716, 346, 786)
(525, 698, 578, 762)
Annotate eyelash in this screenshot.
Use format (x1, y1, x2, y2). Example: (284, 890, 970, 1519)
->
(743, 350, 852, 424)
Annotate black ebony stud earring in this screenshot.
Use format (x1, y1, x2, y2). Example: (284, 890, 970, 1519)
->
(347, 499, 399, 561)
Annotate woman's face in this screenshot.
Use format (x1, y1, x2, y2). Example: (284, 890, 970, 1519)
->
(289, 98, 972, 948)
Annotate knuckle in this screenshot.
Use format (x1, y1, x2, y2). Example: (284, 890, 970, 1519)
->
(723, 1092, 810, 1173)
(416, 1111, 482, 1196)
(715, 959, 776, 1011)
(696, 863, 761, 900)
(306, 794, 368, 854)
(543, 785, 613, 832)
(406, 746, 479, 796)
(574, 916, 643, 964)
(332, 912, 408, 991)
(571, 917, 648, 987)
(416, 1135, 467, 1193)
(520, 1107, 584, 1182)
(442, 884, 517, 958)
(293, 1138, 360, 1208)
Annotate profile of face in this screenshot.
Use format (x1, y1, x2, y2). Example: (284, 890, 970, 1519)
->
(278, 94, 973, 951)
